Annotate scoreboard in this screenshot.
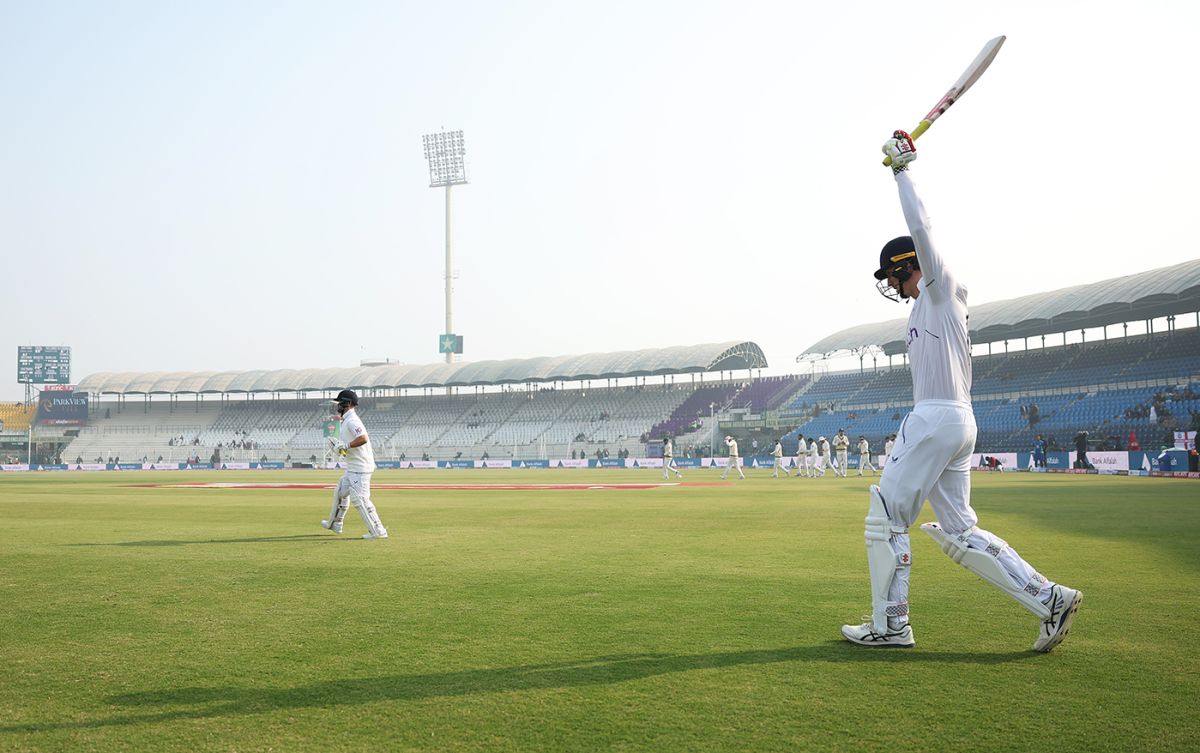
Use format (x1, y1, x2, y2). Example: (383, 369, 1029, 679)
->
(17, 346, 71, 385)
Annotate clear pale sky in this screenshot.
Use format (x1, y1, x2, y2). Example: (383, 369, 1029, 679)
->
(2, 1, 1197, 400)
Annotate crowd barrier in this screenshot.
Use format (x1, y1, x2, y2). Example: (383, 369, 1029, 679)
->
(2, 451, 1196, 476)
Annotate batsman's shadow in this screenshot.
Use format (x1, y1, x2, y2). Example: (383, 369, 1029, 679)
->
(66, 534, 347, 547)
(0, 643, 1037, 735)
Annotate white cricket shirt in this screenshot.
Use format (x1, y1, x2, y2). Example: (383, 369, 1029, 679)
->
(339, 408, 376, 473)
(896, 171, 973, 405)
(726, 439, 739, 457)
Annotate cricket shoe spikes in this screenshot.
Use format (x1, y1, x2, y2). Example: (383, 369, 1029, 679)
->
(1033, 585, 1082, 653)
(841, 620, 915, 648)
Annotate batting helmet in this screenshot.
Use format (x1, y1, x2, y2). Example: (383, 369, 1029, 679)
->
(874, 236, 918, 281)
(333, 389, 358, 405)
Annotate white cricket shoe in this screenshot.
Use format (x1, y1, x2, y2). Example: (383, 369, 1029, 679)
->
(1033, 585, 1082, 653)
(841, 621, 915, 648)
(363, 530, 389, 540)
(320, 519, 343, 534)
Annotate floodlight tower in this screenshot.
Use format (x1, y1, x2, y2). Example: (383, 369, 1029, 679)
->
(422, 129, 468, 364)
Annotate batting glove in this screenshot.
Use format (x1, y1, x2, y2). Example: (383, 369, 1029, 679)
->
(329, 438, 349, 456)
(882, 130, 917, 173)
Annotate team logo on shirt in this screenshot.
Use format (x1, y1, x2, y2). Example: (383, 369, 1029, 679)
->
(907, 327, 919, 347)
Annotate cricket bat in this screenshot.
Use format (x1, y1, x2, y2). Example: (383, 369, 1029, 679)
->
(883, 35, 1006, 165)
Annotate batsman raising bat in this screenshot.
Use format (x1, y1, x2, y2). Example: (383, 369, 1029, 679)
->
(839, 132, 1082, 652)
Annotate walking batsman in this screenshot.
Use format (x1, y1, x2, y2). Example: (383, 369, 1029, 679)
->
(771, 439, 792, 477)
(840, 131, 1081, 651)
(321, 389, 388, 540)
(720, 435, 745, 480)
(857, 435, 877, 476)
(832, 429, 851, 477)
(662, 436, 684, 480)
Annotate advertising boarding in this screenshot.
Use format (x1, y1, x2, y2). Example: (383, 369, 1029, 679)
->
(37, 391, 88, 425)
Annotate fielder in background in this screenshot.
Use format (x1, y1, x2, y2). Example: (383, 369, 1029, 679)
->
(841, 132, 1081, 652)
(795, 434, 812, 478)
(720, 435, 745, 480)
(771, 439, 792, 477)
(662, 436, 684, 480)
(882, 433, 896, 470)
(832, 429, 851, 477)
(806, 435, 819, 476)
(857, 435, 877, 476)
(815, 436, 830, 476)
(321, 389, 388, 540)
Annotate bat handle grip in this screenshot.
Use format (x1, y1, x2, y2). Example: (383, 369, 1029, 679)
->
(881, 119, 933, 165)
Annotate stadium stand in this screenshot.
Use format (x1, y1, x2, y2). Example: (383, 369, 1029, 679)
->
(782, 326, 1200, 453)
(40, 261, 1200, 466)
(0, 403, 35, 432)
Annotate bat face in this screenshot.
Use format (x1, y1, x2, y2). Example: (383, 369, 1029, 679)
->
(883, 34, 1006, 164)
(925, 35, 1006, 125)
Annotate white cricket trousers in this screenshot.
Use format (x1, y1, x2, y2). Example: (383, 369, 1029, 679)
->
(877, 400, 1053, 626)
(663, 457, 682, 479)
(331, 471, 387, 537)
(721, 457, 744, 479)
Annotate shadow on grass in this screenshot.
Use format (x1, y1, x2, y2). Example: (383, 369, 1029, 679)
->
(1, 643, 1038, 734)
(65, 534, 348, 547)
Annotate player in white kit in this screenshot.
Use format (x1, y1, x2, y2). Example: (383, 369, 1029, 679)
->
(795, 434, 812, 478)
(662, 437, 684, 479)
(320, 390, 388, 540)
(814, 437, 829, 477)
(720, 436, 744, 480)
(771, 439, 791, 477)
(857, 436, 877, 476)
(832, 429, 851, 477)
(840, 132, 1081, 652)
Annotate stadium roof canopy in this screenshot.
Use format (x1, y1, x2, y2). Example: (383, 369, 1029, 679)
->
(803, 258, 1200, 357)
(76, 341, 768, 396)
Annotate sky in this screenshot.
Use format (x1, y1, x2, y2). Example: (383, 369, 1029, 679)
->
(2, 0, 1198, 401)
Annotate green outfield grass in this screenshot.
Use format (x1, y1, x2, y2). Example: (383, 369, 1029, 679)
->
(0, 469, 1196, 752)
